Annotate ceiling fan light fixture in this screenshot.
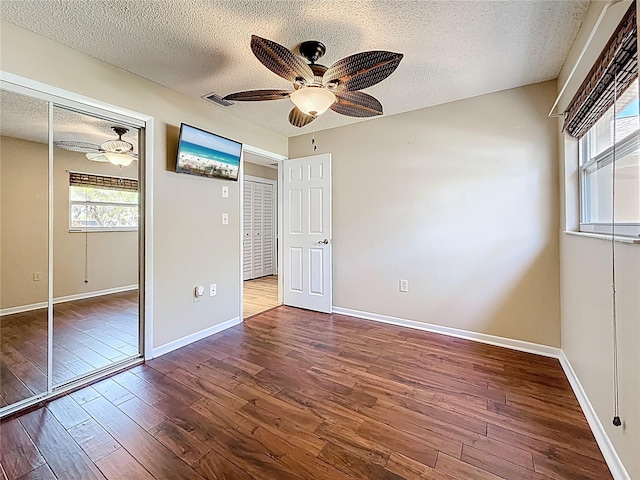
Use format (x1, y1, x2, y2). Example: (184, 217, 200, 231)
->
(101, 138, 133, 154)
(104, 152, 135, 167)
(290, 86, 336, 117)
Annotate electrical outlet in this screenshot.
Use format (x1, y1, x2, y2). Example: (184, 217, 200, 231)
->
(222, 213, 229, 225)
(399, 279, 409, 292)
(33, 272, 42, 282)
(209, 283, 217, 296)
(222, 186, 229, 198)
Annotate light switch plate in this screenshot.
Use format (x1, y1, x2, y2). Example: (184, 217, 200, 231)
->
(222, 186, 228, 198)
(209, 284, 217, 296)
(222, 213, 229, 225)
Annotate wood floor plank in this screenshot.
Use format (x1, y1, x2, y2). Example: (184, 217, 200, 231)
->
(94, 448, 155, 480)
(192, 450, 255, 480)
(435, 452, 504, 480)
(18, 408, 105, 480)
(386, 452, 459, 480)
(116, 396, 166, 431)
(460, 445, 551, 480)
(149, 419, 211, 465)
(15, 464, 56, 480)
(91, 378, 135, 406)
(0, 418, 46, 480)
(67, 418, 121, 462)
(46, 394, 91, 429)
(82, 396, 204, 480)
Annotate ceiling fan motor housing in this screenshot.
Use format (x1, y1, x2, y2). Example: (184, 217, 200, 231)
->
(101, 126, 133, 153)
(299, 40, 326, 63)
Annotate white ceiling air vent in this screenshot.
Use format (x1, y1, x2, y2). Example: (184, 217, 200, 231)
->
(203, 92, 233, 107)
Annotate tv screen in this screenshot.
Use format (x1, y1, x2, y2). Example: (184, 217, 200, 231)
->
(176, 123, 242, 181)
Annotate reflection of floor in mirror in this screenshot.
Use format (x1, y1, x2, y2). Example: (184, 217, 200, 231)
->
(0, 290, 139, 406)
(244, 275, 279, 318)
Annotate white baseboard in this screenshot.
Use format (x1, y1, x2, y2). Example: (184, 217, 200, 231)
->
(332, 306, 562, 358)
(54, 285, 138, 304)
(0, 302, 48, 316)
(0, 285, 138, 316)
(559, 352, 630, 480)
(150, 316, 241, 359)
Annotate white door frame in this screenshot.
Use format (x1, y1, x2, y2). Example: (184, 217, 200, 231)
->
(244, 175, 278, 279)
(0, 71, 154, 418)
(239, 145, 287, 320)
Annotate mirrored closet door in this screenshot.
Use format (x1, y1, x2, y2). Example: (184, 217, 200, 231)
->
(0, 85, 145, 417)
(52, 106, 141, 386)
(0, 90, 50, 410)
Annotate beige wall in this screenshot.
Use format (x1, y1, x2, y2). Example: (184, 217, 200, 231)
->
(1, 136, 49, 308)
(244, 162, 278, 181)
(557, 2, 640, 477)
(1, 21, 287, 348)
(290, 80, 561, 347)
(1, 135, 139, 309)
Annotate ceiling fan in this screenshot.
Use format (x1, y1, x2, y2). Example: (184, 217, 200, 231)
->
(223, 35, 404, 127)
(53, 126, 137, 167)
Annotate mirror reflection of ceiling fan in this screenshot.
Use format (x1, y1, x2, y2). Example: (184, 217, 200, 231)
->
(53, 126, 138, 167)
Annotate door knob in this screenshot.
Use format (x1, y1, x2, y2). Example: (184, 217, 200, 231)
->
(317, 239, 329, 245)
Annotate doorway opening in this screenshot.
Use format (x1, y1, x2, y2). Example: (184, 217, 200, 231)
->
(241, 149, 283, 318)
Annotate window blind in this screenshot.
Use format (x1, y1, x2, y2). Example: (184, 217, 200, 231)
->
(564, 1, 637, 139)
(69, 171, 138, 192)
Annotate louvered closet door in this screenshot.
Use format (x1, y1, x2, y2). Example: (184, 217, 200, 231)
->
(252, 183, 265, 278)
(243, 180, 275, 280)
(262, 183, 274, 276)
(243, 182, 254, 280)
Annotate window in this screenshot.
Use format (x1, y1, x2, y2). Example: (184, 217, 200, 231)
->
(69, 172, 139, 232)
(564, 2, 639, 238)
(579, 81, 640, 237)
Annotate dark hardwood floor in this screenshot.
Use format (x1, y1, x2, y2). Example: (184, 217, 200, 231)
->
(1, 306, 612, 480)
(0, 291, 139, 407)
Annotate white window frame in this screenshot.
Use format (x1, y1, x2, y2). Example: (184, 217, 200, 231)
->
(69, 184, 139, 233)
(579, 114, 640, 238)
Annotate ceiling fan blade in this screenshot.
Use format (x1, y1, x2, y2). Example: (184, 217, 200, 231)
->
(331, 91, 383, 117)
(288, 107, 316, 128)
(53, 140, 100, 153)
(223, 89, 292, 102)
(323, 51, 403, 92)
(251, 35, 315, 84)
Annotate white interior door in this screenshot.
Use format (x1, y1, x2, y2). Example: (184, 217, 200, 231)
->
(283, 153, 332, 313)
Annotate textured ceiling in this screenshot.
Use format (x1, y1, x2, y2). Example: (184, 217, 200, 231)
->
(1, 89, 139, 149)
(1, 1, 589, 138)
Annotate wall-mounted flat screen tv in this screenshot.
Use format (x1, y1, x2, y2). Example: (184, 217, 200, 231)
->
(176, 123, 242, 181)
